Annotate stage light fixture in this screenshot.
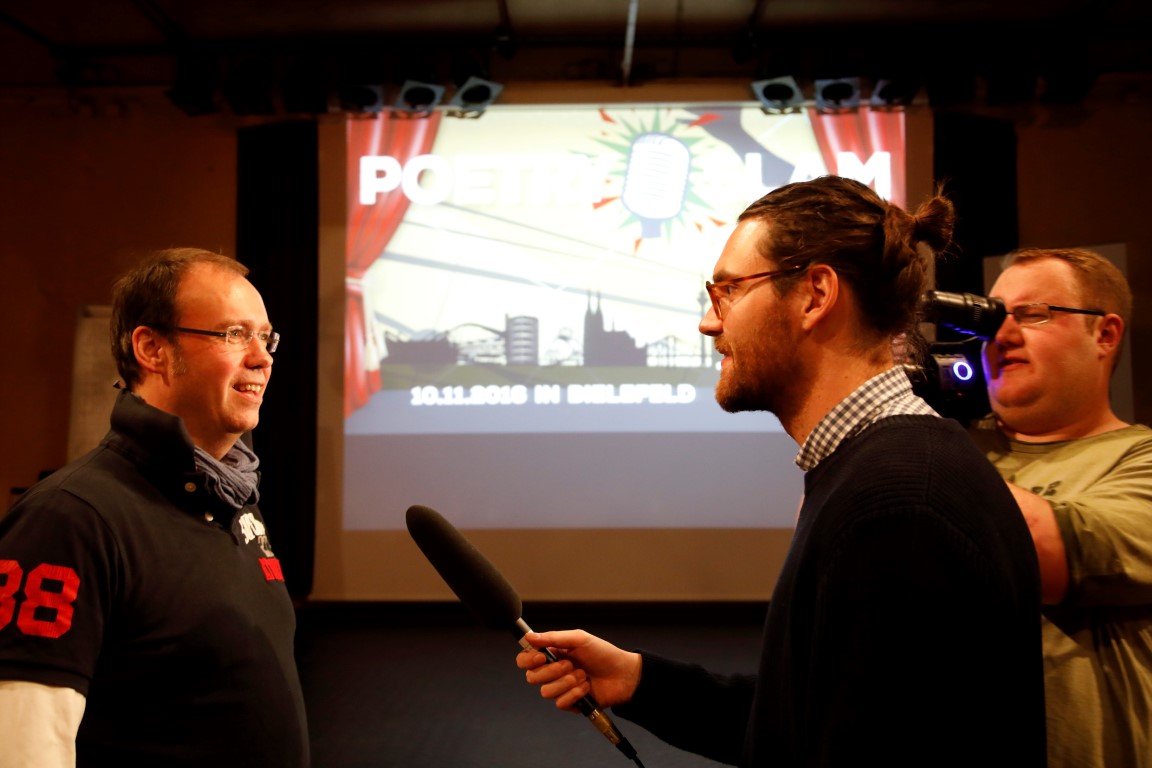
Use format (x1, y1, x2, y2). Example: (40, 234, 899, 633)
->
(869, 78, 920, 110)
(750, 76, 804, 114)
(446, 76, 504, 118)
(337, 84, 384, 115)
(394, 80, 445, 116)
(814, 77, 861, 113)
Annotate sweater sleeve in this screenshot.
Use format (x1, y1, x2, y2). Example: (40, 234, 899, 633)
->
(612, 650, 755, 765)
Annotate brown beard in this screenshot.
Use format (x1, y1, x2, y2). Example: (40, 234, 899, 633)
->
(713, 303, 797, 415)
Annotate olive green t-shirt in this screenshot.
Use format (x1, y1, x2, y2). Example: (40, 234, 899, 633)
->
(971, 419, 1152, 768)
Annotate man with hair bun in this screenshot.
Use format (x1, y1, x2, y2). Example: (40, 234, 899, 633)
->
(974, 246, 1151, 768)
(516, 176, 1047, 767)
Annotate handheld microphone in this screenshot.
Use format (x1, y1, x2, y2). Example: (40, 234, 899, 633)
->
(405, 504, 643, 766)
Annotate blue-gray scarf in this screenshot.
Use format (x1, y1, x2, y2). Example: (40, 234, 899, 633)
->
(192, 440, 261, 509)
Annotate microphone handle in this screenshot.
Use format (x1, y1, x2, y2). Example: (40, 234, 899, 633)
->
(515, 618, 640, 761)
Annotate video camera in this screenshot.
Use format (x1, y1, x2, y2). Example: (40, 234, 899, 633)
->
(919, 290, 1007, 340)
(912, 290, 1008, 423)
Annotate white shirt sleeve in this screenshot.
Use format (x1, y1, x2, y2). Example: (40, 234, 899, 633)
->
(0, 680, 86, 768)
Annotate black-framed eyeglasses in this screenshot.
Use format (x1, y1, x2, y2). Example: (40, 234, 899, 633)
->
(1008, 303, 1105, 327)
(169, 325, 280, 353)
(705, 265, 805, 320)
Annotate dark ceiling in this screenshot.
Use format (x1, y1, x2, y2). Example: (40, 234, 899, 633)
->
(1, 0, 1149, 111)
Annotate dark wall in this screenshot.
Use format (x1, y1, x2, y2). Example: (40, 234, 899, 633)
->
(933, 112, 1019, 293)
(920, 112, 1020, 422)
(237, 120, 320, 597)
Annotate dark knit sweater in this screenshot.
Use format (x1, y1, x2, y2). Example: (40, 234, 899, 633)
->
(614, 415, 1047, 767)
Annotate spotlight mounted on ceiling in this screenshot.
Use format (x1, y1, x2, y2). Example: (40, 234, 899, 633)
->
(814, 77, 861, 113)
(869, 78, 920, 110)
(446, 76, 504, 118)
(750, 76, 804, 114)
(337, 84, 384, 116)
(394, 79, 445, 117)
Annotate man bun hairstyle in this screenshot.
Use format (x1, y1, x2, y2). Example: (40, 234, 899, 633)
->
(740, 175, 955, 342)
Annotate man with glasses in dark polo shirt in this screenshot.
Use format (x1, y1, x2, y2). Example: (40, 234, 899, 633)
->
(0, 248, 308, 767)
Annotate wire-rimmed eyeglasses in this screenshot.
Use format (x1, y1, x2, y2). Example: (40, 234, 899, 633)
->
(1008, 303, 1105, 327)
(705, 265, 805, 320)
(170, 325, 280, 353)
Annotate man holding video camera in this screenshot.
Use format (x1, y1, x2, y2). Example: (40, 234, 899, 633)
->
(971, 247, 1152, 768)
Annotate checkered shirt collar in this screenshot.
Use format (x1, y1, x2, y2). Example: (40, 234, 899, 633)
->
(795, 366, 939, 472)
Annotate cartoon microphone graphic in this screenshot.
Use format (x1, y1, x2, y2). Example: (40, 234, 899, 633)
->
(621, 132, 691, 239)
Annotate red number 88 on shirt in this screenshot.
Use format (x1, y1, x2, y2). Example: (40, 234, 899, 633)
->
(0, 560, 81, 638)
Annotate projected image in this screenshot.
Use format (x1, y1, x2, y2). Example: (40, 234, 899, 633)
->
(339, 102, 904, 530)
(345, 104, 901, 436)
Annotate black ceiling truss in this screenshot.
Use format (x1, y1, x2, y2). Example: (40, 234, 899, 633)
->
(0, 3, 1145, 115)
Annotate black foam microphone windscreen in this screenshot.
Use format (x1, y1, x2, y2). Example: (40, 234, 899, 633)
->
(405, 504, 522, 634)
(404, 504, 644, 766)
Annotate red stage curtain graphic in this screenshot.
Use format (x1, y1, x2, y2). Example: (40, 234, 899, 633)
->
(345, 113, 442, 417)
(807, 106, 906, 208)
